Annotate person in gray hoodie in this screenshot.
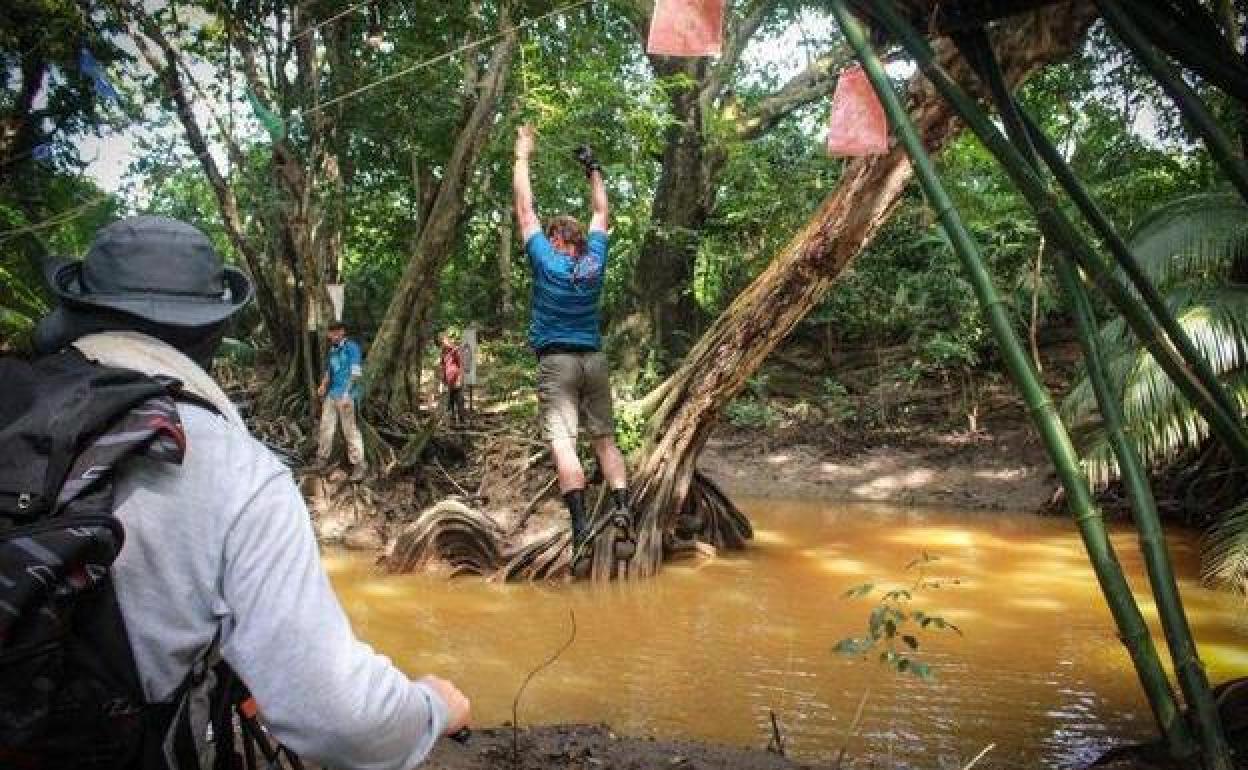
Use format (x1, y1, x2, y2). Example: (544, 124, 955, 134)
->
(35, 215, 470, 769)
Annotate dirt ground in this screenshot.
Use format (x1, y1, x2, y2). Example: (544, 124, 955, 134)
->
(421, 724, 821, 770)
(698, 368, 1059, 513)
(699, 421, 1055, 512)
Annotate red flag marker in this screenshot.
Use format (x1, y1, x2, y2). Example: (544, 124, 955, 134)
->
(826, 65, 889, 157)
(647, 0, 725, 57)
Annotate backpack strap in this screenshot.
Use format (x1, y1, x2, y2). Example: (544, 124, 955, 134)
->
(158, 636, 223, 770)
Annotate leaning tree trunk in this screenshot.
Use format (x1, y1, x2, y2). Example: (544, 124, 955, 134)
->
(365, 19, 516, 414)
(623, 2, 1099, 578)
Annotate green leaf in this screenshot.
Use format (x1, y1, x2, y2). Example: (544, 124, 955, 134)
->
(843, 583, 875, 599)
(833, 637, 871, 656)
(910, 661, 935, 681)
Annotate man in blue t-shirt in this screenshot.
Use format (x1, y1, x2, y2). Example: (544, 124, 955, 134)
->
(513, 124, 630, 559)
(314, 321, 366, 481)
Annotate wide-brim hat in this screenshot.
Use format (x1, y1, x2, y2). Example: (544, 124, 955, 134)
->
(43, 215, 253, 328)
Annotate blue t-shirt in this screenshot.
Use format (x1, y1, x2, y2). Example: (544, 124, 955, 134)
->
(526, 230, 608, 351)
(326, 338, 363, 400)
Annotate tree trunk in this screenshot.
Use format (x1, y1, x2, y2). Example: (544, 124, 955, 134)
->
(619, 0, 848, 370)
(366, 20, 516, 414)
(498, 217, 514, 322)
(633, 59, 719, 364)
(622, 2, 1099, 578)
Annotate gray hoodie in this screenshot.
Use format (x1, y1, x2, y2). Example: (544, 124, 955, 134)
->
(75, 332, 448, 770)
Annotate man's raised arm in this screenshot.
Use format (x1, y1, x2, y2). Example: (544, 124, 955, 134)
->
(513, 125, 541, 242)
(574, 144, 608, 233)
(588, 165, 608, 234)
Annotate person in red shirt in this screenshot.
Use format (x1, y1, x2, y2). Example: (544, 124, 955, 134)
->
(439, 331, 465, 426)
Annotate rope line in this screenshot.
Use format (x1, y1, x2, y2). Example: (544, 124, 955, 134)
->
(7, 0, 594, 242)
(298, 0, 592, 118)
(0, 194, 113, 246)
(290, 0, 374, 40)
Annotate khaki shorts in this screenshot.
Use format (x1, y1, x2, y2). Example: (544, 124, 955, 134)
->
(536, 351, 614, 441)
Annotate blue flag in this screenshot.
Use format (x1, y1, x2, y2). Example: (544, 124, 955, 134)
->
(79, 48, 120, 103)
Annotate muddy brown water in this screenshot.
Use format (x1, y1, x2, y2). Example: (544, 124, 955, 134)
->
(324, 498, 1248, 769)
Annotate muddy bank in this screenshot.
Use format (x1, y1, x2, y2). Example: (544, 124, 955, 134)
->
(421, 724, 819, 770)
(699, 422, 1055, 512)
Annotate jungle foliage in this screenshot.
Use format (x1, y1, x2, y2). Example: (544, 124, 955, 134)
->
(2, 2, 1245, 539)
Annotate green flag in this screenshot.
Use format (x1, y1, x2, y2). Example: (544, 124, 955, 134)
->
(245, 87, 286, 142)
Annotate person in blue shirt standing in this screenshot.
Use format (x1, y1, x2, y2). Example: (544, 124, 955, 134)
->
(314, 321, 367, 481)
(512, 124, 631, 560)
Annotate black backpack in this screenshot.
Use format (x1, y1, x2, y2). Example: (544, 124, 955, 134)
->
(0, 349, 301, 770)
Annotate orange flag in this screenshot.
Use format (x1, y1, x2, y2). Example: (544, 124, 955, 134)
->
(647, 0, 725, 57)
(826, 65, 890, 157)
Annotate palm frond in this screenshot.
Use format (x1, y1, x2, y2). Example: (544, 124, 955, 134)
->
(1062, 288, 1248, 427)
(1072, 369, 1248, 489)
(1204, 500, 1248, 594)
(1124, 192, 1248, 294)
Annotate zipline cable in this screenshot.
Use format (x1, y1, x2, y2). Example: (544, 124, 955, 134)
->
(0, 194, 114, 246)
(290, 0, 375, 40)
(297, 0, 592, 118)
(7, 0, 595, 242)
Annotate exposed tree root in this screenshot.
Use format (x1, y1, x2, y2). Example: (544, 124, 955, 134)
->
(385, 500, 503, 576)
(383, 471, 750, 583)
(681, 471, 752, 550)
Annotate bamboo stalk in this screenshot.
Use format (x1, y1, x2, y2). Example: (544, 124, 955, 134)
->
(955, 28, 1233, 770)
(827, 2, 1198, 760)
(862, 0, 1248, 471)
(1061, 260, 1232, 770)
(1097, 0, 1248, 203)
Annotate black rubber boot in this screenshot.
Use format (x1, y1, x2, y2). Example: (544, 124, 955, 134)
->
(563, 488, 588, 549)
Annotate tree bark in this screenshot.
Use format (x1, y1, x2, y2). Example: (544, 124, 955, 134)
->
(498, 216, 514, 322)
(622, 2, 1099, 578)
(365, 15, 517, 414)
(633, 57, 717, 363)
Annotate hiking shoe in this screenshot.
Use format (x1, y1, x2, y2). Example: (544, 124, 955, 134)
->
(348, 464, 367, 483)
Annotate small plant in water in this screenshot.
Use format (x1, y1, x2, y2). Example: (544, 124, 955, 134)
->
(833, 552, 963, 680)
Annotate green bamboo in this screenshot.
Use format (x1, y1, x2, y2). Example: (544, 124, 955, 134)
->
(863, 0, 1248, 472)
(1015, 107, 1248, 431)
(1061, 262, 1233, 770)
(957, 29, 1233, 769)
(826, 2, 1198, 760)
(1097, 0, 1248, 204)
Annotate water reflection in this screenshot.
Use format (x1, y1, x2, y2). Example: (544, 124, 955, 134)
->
(324, 499, 1248, 769)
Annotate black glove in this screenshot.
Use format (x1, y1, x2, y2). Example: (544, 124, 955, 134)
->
(574, 144, 602, 178)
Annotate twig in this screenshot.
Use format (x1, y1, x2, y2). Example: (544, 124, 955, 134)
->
(767, 709, 786, 756)
(512, 608, 577, 766)
(833, 687, 871, 770)
(962, 743, 995, 770)
(432, 457, 473, 500)
(510, 475, 558, 536)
